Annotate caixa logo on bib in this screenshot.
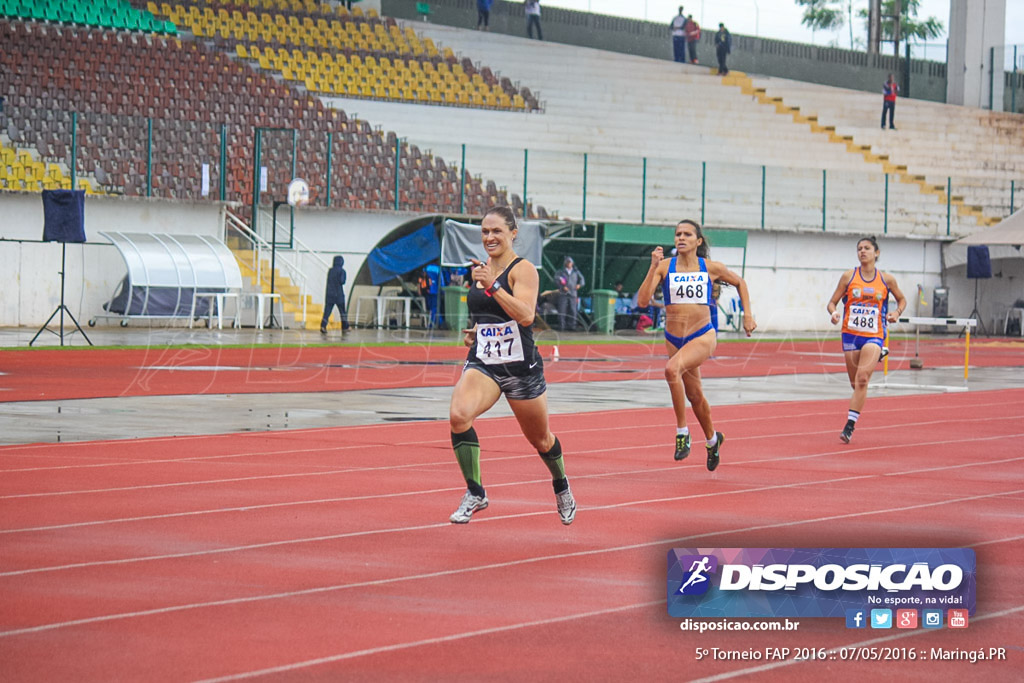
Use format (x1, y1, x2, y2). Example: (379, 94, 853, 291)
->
(667, 548, 975, 618)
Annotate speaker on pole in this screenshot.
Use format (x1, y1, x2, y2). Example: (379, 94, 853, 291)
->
(966, 245, 992, 279)
(30, 189, 93, 346)
(964, 245, 990, 336)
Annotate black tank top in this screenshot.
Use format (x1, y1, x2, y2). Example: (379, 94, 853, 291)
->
(466, 257, 542, 376)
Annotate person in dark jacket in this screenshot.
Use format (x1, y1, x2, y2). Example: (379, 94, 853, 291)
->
(715, 23, 731, 75)
(476, 0, 492, 30)
(554, 255, 585, 331)
(321, 255, 350, 333)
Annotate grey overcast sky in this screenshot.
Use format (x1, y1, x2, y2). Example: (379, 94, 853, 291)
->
(541, 1, 1024, 61)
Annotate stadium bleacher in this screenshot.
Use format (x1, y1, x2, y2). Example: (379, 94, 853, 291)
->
(148, 0, 539, 110)
(0, 14, 533, 215)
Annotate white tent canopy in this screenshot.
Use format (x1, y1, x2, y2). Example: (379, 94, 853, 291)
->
(953, 209, 1024, 247)
(441, 219, 546, 267)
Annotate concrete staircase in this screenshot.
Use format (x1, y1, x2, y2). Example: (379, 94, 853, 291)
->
(738, 73, 1024, 227)
(230, 246, 337, 331)
(312, 22, 1016, 236)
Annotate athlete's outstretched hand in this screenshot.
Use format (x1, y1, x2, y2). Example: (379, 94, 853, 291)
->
(462, 325, 477, 348)
(830, 310, 842, 325)
(650, 246, 664, 268)
(469, 258, 496, 290)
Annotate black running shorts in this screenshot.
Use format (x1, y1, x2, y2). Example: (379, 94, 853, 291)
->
(463, 360, 547, 400)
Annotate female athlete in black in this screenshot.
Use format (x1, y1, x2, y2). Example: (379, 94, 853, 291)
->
(448, 206, 576, 525)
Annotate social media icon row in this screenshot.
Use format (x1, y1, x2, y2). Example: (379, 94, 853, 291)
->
(846, 608, 968, 629)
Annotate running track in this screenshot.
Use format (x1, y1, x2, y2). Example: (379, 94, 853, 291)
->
(1, 374, 1022, 680)
(4, 337, 1023, 401)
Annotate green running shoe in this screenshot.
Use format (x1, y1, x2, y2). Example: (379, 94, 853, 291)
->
(706, 432, 724, 472)
(674, 432, 692, 461)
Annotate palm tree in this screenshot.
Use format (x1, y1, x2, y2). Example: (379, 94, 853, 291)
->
(796, 0, 845, 44)
(859, 0, 943, 56)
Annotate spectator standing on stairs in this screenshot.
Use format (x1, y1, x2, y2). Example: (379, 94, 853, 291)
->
(881, 73, 899, 130)
(525, 0, 542, 40)
(321, 255, 350, 334)
(684, 14, 701, 64)
(476, 0, 492, 31)
(715, 23, 731, 75)
(670, 7, 687, 63)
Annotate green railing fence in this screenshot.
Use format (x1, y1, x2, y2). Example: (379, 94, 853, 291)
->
(2, 106, 1020, 243)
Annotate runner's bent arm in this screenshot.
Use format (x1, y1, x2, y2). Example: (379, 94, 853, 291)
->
(882, 273, 908, 323)
(496, 261, 539, 327)
(707, 260, 756, 336)
(827, 270, 855, 324)
(637, 247, 666, 308)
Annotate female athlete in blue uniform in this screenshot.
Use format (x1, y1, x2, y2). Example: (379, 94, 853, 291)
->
(826, 236, 907, 443)
(448, 206, 576, 525)
(637, 220, 756, 470)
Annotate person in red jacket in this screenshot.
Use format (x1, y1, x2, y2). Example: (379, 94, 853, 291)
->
(881, 74, 898, 130)
(684, 15, 701, 64)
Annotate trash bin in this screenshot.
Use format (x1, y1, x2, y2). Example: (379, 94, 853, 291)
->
(590, 289, 617, 334)
(442, 285, 469, 332)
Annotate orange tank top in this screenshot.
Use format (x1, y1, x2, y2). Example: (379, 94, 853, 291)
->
(841, 268, 890, 338)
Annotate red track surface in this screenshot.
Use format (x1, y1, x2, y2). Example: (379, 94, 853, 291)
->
(3, 337, 1023, 401)
(2, 387, 1022, 681)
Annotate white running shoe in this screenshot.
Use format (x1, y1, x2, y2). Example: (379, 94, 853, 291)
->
(450, 491, 488, 524)
(555, 486, 577, 525)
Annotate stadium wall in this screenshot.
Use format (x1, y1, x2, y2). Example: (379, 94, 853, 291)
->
(1, 192, 958, 332)
(0, 194, 226, 328)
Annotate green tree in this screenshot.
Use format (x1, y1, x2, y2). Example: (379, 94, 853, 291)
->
(796, 0, 845, 42)
(858, 0, 944, 53)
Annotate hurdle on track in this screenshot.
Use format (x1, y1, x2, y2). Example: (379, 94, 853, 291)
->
(879, 316, 977, 389)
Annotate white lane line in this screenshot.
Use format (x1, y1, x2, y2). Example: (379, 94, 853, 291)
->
(0, 493, 1019, 649)
(8, 453, 1019, 537)
(689, 605, 1024, 682)
(2, 417, 1020, 500)
(0, 462, 1020, 582)
(1, 390, 1017, 459)
(201, 604, 1024, 682)
(5, 391, 1016, 472)
(193, 600, 667, 683)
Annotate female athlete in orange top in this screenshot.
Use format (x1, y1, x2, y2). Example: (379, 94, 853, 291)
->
(826, 236, 907, 443)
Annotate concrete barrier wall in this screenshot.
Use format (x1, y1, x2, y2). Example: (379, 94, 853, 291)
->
(2, 190, 960, 332)
(0, 193, 228, 328)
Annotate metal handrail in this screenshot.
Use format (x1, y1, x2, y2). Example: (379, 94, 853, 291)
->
(225, 209, 313, 324)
